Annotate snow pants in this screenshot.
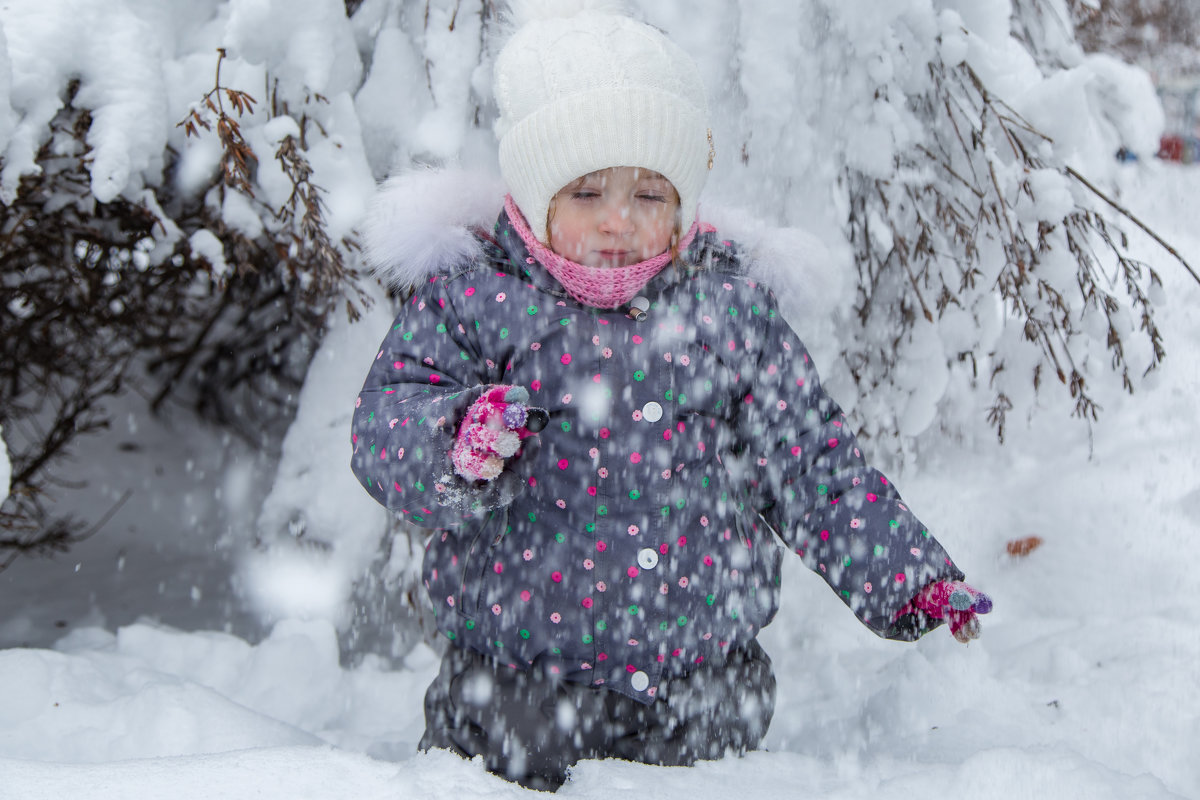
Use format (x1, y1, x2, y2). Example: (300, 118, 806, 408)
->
(418, 641, 776, 791)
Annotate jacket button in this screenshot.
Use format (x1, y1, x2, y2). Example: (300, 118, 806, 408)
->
(629, 296, 651, 322)
(630, 670, 650, 691)
(641, 401, 663, 422)
(637, 548, 659, 569)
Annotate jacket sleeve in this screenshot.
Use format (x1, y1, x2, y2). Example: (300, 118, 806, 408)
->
(729, 283, 964, 640)
(349, 272, 509, 528)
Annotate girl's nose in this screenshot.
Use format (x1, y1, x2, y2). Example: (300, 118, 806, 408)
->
(598, 200, 634, 236)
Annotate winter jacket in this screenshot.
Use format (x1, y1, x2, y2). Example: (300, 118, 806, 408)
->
(350, 198, 964, 705)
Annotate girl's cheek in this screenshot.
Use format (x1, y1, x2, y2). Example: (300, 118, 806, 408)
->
(653, 214, 676, 246)
(550, 229, 588, 259)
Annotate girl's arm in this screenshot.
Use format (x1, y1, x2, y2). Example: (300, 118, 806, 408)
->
(349, 275, 517, 528)
(731, 284, 964, 640)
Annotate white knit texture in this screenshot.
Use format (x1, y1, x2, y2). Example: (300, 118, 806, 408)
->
(361, 168, 504, 289)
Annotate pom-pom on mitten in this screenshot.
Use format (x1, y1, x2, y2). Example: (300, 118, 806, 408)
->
(451, 385, 548, 482)
(894, 580, 993, 643)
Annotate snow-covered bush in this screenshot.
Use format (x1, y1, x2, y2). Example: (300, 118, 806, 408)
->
(0, 94, 209, 549)
(1, 1, 370, 550)
(834, 5, 1169, 449)
(668, 1, 1173, 456)
(1, 0, 1189, 647)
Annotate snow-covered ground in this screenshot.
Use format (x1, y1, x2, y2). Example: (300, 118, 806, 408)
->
(1, 162, 1197, 798)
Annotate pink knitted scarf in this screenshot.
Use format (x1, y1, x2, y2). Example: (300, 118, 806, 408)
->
(505, 194, 698, 309)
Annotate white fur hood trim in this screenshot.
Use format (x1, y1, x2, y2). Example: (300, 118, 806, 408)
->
(361, 168, 506, 291)
(702, 203, 847, 327)
(361, 169, 846, 324)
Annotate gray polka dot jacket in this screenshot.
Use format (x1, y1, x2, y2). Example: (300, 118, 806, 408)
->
(350, 208, 964, 704)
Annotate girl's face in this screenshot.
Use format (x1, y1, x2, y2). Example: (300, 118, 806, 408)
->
(547, 167, 679, 268)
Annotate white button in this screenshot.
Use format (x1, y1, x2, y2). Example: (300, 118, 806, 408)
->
(642, 401, 663, 422)
(637, 548, 659, 569)
(630, 670, 650, 692)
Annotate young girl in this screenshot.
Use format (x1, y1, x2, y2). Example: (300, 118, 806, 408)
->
(351, 5, 991, 791)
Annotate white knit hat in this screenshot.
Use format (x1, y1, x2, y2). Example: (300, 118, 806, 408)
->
(493, 7, 711, 242)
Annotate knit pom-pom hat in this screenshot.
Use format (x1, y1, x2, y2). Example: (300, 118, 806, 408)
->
(493, 2, 712, 243)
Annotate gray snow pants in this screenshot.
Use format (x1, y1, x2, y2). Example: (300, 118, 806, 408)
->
(418, 641, 776, 791)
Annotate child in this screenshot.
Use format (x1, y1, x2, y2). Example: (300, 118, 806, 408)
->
(351, 5, 991, 791)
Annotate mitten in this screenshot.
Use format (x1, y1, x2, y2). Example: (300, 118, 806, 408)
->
(451, 385, 548, 482)
(895, 580, 993, 643)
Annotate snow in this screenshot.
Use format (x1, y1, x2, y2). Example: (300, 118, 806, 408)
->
(225, 0, 363, 100)
(2, 1, 1199, 797)
(0, 0, 171, 204)
(188, 229, 229, 280)
(1018, 54, 1164, 173)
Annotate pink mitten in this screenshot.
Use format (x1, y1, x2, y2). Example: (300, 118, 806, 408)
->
(895, 580, 993, 643)
(451, 386, 547, 482)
